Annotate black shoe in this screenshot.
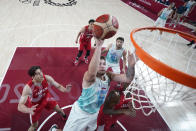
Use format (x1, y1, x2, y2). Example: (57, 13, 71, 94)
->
(187, 43, 192, 46)
(194, 46, 196, 49)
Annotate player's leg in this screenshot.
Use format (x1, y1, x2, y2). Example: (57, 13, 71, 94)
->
(84, 42, 91, 64)
(74, 40, 84, 65)
(53, 104, 66, 119)
(28, 121, 38, 131)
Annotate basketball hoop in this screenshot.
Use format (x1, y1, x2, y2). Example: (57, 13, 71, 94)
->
(125, 27, 196, 116)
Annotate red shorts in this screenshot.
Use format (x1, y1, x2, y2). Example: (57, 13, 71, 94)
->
(79, 39, 91, 51)
(29, 98, 57, 123)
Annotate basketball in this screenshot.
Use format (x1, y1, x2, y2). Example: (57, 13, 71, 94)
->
(93, 14, 119, 40)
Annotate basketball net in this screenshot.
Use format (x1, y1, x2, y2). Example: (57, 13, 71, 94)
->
(125, 27, 196, 116)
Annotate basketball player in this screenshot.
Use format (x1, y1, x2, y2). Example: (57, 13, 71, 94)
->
(153, 3, 173, 34)
(181, 0, 196, 23)
(101, 37, 127, 74)
(184, 0, 195, 17)
(74, 19, 95, 66)
(18, 66, 72, 131)
(96, 89, 136, 131)
(63, 38, 137, 131)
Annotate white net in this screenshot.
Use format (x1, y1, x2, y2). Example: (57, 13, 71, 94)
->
(125, 28, 196, 116)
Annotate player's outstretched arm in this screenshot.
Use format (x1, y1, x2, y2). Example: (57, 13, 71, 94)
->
(109, 51, 137, 84)
(158, 8, 164, 17)
(83, 39, 104, 85)
(45, 75, 71, 93)
(122, 50, 127, 73)
(18, 85, 38, 115)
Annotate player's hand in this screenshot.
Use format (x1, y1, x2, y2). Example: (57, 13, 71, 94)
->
(28, 104, 38, 115)
(75, 39, 78, 44)
(95, 38, 104, 47)
(65, 83, 72, 92)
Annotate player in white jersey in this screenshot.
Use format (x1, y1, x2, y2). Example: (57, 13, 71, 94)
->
(101, 37, 127, 74)
(153, 3, 173, 35)
(184, 0, 196, 16)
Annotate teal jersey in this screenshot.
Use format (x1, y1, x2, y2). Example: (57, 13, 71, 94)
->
(106, 44, 124, 64)
(77, 74, 110, 114)
(160, 8, 172, 20)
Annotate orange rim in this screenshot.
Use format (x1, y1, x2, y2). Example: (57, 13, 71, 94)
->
(130, 27, 196, 88)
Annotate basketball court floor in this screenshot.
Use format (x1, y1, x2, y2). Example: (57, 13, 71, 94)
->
(0, 0, 196, 130)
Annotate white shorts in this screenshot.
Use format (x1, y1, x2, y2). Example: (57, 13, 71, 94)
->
(63, 101, 99, 131)
(154, 17, 166, 27)
(106, 62, 120, 74)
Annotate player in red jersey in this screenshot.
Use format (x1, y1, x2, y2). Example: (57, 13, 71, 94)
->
(96, 88, 136, 131)
(18, 66, 72, 131)
(74, 19, 95, 66)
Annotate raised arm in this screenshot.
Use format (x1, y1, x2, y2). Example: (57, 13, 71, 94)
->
(75, 27, 85, 44)
(158, 8, 164, 17)
(101, 43, 112, 55)
(122, 50, 127, 73)
(83, 39, 104, 85)
(109, 51, 137, 83)
(18, 85, 37, 115)
(45, 75, 71, 93)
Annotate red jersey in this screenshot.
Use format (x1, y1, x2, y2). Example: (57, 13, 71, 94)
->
(97, 92, 130, 126)
(27, 75, 50, 105)
(80, 25, 93, 43)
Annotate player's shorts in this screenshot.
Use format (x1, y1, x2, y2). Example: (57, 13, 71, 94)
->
(63, 101, 99, 131)
(29, 98, 57, 123)
(106, 62, 120, 74)
(154, 17, 166, 27)
(79, 39, 91, 51)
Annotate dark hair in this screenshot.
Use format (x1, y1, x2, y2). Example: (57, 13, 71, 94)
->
(107, 90, 120, 103)
(116, 37, 124, 42)
(100, 56, 105, 60)
(88, 19, 95, 24)
(28, 66, 41, 77)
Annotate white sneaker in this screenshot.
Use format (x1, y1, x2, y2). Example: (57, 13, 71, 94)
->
(49, 124, 58, 131)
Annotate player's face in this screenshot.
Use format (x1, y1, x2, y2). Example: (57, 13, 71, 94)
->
(116, 40, 124, 48)
(97, 59, 106, 74)
(33, 69, 44, 82)
(89, 22, 94, 29)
